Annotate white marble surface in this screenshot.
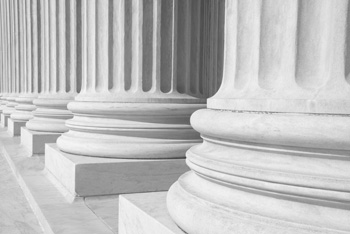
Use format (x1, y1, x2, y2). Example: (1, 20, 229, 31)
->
(1, 114, 9, 127)
(0, 142, 43, 234)
(0, 128, 117, 234)
(21, 127, 61, 155)
(119, 192, 184, 234)
(8, 119, 26, 136)
(85, 196, 119, 232)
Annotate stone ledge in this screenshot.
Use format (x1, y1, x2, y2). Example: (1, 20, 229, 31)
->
(0, 127, 117, 234)
(8, 119, 26, 136)
(119, 192, 184, 234)
(21, 127, 61, 154)
(45, 143, 189, 197)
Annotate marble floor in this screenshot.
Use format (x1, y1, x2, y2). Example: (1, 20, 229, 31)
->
(0, 151, 43, 234)
(0, 128, 118, 234)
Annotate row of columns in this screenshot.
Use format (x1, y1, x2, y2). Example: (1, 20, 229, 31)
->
(0, 0, 349, 233)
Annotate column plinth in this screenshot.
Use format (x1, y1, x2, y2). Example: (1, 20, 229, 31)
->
(167, 1, 350, 233)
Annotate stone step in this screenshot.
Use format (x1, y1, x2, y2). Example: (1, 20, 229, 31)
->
(0, 127, 117, 234)
(119, 192, 184, 234)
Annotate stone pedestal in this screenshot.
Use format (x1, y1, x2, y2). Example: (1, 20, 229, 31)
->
(8, 119, 26, 136)
(45, 144, 189, 197)
(119, 192, 184, 234)
(21, 127, 60, 154)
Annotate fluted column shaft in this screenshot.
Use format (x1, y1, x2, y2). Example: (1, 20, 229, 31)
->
(11, 0, 39, 122)
(3, 0, 20, 117)
(0, 0, 9, 109)
(56, 0, 223, 159)
(167, 1, 350, 234)
(26, 0, 80, 133)
(0, 0, 10, 108)
(0, 0, 2, 97)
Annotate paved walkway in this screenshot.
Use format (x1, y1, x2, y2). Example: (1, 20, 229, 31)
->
(0, 152, 43, 234)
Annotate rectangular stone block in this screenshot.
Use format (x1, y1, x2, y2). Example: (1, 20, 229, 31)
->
(119, 192, 184, 234)
(8, 119, 26, 137)
(21, 127, 61, 155)
(1, 114, 9, 127)
(45, 144, 190, 197)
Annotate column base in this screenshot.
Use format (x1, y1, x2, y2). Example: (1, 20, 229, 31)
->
(1, 113, 10, 127)
(119, 192, 184, 234)
(8, 119, 26, 137)
(21, 127, 61, 154)
(45, 144, 189, 197)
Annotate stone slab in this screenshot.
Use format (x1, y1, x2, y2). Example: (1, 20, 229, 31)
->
(0, 127, 115, 234)
(119, 192, 184, 234)
(1, 113, 9, 127)
(21, 127, 61, 155)
(85, 195, 119, 232)
(8, 118, 26, 136)
(45, 143, 190, 197)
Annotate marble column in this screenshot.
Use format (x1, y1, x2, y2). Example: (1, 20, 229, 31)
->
(0, 0, 2, 99)
(10, 0, 38, 124)
(45, 0, 223, 197)
(9, 0, 39, 136)
(2, 0, 20, 127)
(23, 0, 79, 154)
(0, 0, 9, 112)
(26, 0, 77, 132)
(167, 1, 350, 233)
(56, 0, 221, 159)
